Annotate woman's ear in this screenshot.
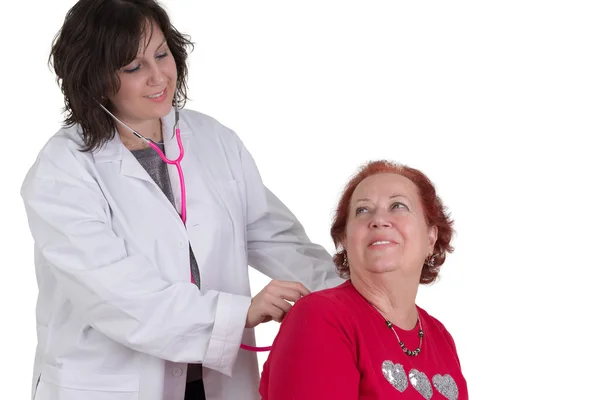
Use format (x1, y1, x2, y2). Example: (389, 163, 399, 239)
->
(340, 229, 349, 251)
(428, 225, 438, 254)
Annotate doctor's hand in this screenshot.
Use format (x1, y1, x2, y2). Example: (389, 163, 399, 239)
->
(245, 280, 310, 328)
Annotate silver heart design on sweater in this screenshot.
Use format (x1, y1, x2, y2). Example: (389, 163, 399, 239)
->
(409, 369, 433, 399)
(381, 360, 408, 392)
(433, 374, 459, 400)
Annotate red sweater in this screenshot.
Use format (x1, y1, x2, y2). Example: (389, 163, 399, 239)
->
(259, 281, 468, 399)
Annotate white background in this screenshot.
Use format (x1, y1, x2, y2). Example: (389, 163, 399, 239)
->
(1, 1, 599, 399)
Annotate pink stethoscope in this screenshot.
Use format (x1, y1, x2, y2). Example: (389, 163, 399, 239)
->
(101, 105, 271, 352)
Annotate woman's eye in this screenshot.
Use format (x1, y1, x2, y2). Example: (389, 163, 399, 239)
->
(156, 51, 168, 59)
(355, 207, 368, 215)
(391, 202, 408, 211)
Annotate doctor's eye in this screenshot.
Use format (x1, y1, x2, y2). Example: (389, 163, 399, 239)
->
(123, 64, 141, 74)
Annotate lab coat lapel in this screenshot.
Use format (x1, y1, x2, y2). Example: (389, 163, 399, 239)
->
(121, 149, 156, 182)
(92, 112, 186, 227)
(93, 129, 155, 183)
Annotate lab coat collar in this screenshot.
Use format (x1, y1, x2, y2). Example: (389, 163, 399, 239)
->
(91, 107, 192, 183)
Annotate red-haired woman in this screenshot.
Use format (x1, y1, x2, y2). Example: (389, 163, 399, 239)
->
(259, 160, 468, 399)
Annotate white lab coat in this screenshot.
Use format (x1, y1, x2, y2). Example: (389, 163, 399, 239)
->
(21, 108, 343, 400)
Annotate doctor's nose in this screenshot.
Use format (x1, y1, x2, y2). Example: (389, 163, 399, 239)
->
(147, 64, 166, 86)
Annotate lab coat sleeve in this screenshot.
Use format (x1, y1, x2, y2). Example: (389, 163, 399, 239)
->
(236, 138, 344, 291)
(21, 152, 250, 375)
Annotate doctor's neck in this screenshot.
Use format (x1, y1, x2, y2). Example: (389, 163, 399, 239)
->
(116, 117, 163, 148)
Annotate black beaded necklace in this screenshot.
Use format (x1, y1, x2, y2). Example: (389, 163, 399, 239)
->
(372, 305, 424, 357)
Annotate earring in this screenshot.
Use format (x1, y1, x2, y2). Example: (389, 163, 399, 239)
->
(425, 254, 436, 267)
(342, 251, 349, 268)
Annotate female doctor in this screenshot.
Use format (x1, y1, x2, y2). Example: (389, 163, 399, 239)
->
(20, 0, 342, 399)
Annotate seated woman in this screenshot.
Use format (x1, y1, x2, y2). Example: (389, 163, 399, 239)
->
(259, 160, 468, 399)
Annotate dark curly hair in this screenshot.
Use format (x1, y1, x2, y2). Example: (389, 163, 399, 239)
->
(330, 160, 455, 284)
(49, 0, 194, 152)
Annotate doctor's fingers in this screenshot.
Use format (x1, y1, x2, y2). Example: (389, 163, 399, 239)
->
(249, 293, 293, 323)
(261, 301, 289, 323)
(265, 280, 310, 297)
(252, 290, 293, 313)
(268, 295, 294, 316)
(261, 285, 308, 304)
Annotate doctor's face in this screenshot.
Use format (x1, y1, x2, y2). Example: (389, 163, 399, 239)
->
(108, 20, 177, 125)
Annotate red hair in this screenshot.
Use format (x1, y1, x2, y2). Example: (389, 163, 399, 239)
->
(330, 160, 454, 283)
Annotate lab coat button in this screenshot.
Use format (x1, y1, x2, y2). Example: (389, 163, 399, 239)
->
(172, 368, 183, 377)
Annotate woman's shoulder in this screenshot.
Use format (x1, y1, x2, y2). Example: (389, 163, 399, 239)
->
(417, 306, 459, 353)
(311, 279, 355, 300)
(418, 307, 450, 331)
(271, 280, 359, 347)
(288, 280, 358, 321)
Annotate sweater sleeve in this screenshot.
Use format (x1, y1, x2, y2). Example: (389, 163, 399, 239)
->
(259, 293, 359, 400)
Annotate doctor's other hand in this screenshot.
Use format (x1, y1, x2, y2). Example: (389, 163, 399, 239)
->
(245, 280, 310, 328)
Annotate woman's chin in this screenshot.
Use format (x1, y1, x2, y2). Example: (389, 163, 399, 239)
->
(365, 263, 400, 275)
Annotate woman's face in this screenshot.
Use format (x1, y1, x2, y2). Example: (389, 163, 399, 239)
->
(343, 173, 437, 279)
(108, 20, 177, 126)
